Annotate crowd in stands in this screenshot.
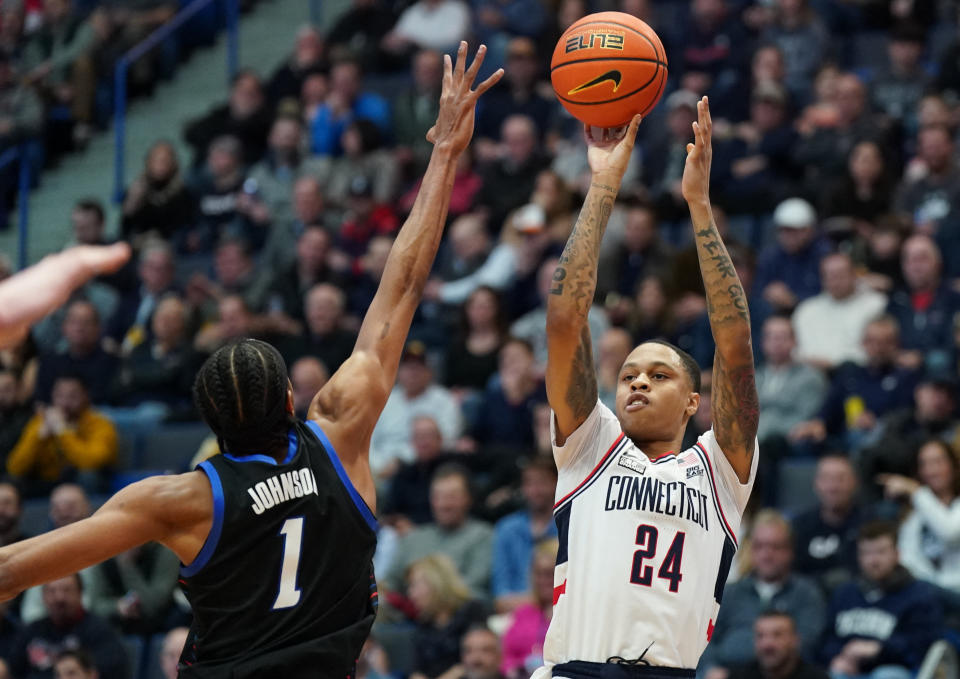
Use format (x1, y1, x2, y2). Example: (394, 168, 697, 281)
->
(2, 0, 960, 676)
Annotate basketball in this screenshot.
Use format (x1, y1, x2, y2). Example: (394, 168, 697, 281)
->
(551, 12, 668, 128)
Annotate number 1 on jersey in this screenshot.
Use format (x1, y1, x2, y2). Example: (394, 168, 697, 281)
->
(273, 517, 304, 610)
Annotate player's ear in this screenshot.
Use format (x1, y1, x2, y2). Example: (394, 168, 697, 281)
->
(685, 391, 700, 418)
(286, 381, 295, 416)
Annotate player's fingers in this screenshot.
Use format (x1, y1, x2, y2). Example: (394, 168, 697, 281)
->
(454, 41, 467, 81)
(625, 114, 642, 141)
(465, 44, 486, 85)
(473, 68, 504, 97)
(686, 142, 695, 154)
(692, 121, 703, 148)
(443, 53, 452, 87)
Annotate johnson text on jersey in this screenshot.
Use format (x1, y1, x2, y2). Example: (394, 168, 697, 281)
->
(247, 467, 320, 515)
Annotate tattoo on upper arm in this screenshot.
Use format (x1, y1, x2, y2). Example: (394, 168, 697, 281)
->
(712, 352, 759, 461)
(566, 325, 598, 420)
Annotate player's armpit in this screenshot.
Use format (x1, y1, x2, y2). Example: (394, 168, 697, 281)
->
(0, 473, 211, 601)
(710, 350, 759, 483)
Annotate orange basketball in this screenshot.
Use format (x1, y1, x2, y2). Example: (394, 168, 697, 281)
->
(551, 12, 668, 128)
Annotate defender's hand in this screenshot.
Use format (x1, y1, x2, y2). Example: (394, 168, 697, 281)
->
(585, 114, 642, 185)
(426, 42, 503, 154)
(682, 96, 713, 204)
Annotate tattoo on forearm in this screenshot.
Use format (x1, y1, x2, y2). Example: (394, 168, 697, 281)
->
(694, 223, 750, 324)
(567, 326, 598, 420)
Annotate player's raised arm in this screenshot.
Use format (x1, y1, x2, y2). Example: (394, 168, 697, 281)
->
(546, 116, 641, 443)
(308, 44, 502, 460)
(683, 97, 758, 483)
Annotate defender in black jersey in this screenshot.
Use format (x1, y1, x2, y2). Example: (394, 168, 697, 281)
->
(0, 43, 501, 679)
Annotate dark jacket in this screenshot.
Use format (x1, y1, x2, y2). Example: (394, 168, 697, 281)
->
(886, 285, 960, 372)
(818, 361, 919, 436)
(9, 610, 129, 679)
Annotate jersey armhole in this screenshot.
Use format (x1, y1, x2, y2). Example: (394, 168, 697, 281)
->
(304, 420, 379, 533)
(180, 460, 225, 577)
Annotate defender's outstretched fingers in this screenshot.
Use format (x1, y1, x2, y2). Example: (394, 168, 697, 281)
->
(473, 68, 504, 97)
(454, 41, 467, 80)
(443, 53, 452, 87)
(465, 44, 487, 86)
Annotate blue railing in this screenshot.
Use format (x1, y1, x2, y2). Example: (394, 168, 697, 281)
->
(113, 0, 240, 203)
(0, 144, 33, 270)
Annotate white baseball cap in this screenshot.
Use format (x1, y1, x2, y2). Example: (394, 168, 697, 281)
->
(773, 198, 817, 229)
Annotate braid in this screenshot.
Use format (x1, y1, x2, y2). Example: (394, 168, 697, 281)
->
(193, 339, 294, 457)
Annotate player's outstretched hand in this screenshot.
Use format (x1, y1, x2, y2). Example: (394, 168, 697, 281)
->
(681, 96, 712, 204)
(584, 114, 642, 185)
(427, 42, 504, 155)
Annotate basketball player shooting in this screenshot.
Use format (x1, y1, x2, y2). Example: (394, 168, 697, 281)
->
(538, 97, 758, 679)
(0, 43, 500, 679)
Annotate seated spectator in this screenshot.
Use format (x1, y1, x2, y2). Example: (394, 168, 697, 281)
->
(383, 416, 458, 526)
(791, 455, 862, 592)
(477, 115, 550, 232)
(35, 300, 118, 404)
(184, 69, 272, 167)
(325, 0, 395, 73)
(87, 541, 180, 635)
(121, 140, 197, 246)
(107, 240, 178, 349)
(759, 0, 828, 103)
(267, 25, 327, 102)
(8, 375, 117, 495)
(0, 332, 38, 404)
(385, 464, 493, 595)
(492, 457, 557, 612)
(640, 90, 699, 223)
(669, 0, 748, 98)
(0, 49, 42, 152)
(68, 199, 136, 294)
(309, 59, 390, 157)
(203, 237, 260, 303)
(319, 119, 400, 212)
(469, 338, 545, 451)
(9, 574, 128, 679)
(501, 541, 555, 678)
(263, 224, 347, 322)
(159, 627, 190, 679)
(699, 511, 826, 675)
(597, 328, 633, 412)
(277, 283, 357, 372)
(460, 625, 506, 679)
(0, 369, 32, 461)
(0, 480, 26, 547)
(348, 235, 393, 318)
(370, 342, 463, 477)
(820, 521, 942, 679)
(444, 286, 508, 392)
(381, 0, 470, 56)
(858, 377, 958, 501)
(193, 295, 263, 354)
(30, 280, 119, 358)
(790, 316, 918, 451)
(727, 611, 829, 679)
(333, 174, 400, 266)
(896, 125, 960, 237)
(886, 234, 960, 375)
(596, 202, 674, 303)
(754, 198, 830, 315)
(511, 258, 610, 368)
(870, 24, 929, 132)
(820, 140, 894, 226)
(111, 296, 200, 416)
(879, 439, 960, 599)
(434, 214, 496, 286)
(393, 50, 442, 177)
(263, 176, 335, 271)
(290, 356, 328, 420)
(407, 555, 490, 679)
(792, 252, 887, 370)
(53, 649, 99, 679)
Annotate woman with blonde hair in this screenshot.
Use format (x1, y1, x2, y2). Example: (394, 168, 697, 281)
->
(408, 554, 490, 679)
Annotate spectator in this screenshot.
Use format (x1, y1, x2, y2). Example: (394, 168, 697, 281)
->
(278, 283, 357, 372)
(435, 214, 495, 286)
(821, 521, 942, 679)
(384, 416, 458, 526)
(699, 511, 826, 675)
(0, 49, 42, 150)
(754, 198, 830, 315)
(325, 0, 395, 73)
(470, 338, 544, 451)
(0, 480, 26, 546)
(870, 24, 930, 132)
(290, 356, 328, 420)
(332, 174, 400, 267)
(205, 237, 259, 302)
(185, 135, 254, 254)
(370, 342, 464, 477)
(879, 439, 960, 601)
(320, 121, 400, 212)
(477, 114, 549, 232)
(7, 375, 117, 494)
(641, 90, 698, 223)
(106, 240, 178, 348)
(184, 69, 272, 167)
(381, 0, 470, 56)
(87, 541, 180, 635)
(386, 464, 494, 595)
(461, 626, 506, 679)
(309, 59, 391, 157)
(263, 175, 333, 271)
(192, 295, 261, 354)
(597, 328, 633, 412)
(264, 224, 346, 321)
(121, 140, 197, 246)
(671, 0, 748, 89)
(790, 316, 919, 450)
(760, 0, 829, 103)
(756, 315, 827, 445)
(348, 234, 394, 317)
(393, 50, 442, 177)
(35, 300, 119, 405)
(444, 286, 508, 391)
(67, 200, 135, 294)
(491, 457, 557, 611)
(791, 455, 862, 592)
(596, 202, 675, 302)
(9, 574, 129, 679)
(159, 627, 189, 679)
(52, 649, 99, 679)
(501, 540, 556, 678)
(727, 611, 829, 679)
(267, 25, 327, 103)
(820, 141, 894, 225)
(407, 555, 490, 679)
(0, 369, 32, 460)
(896, 126, 960, 239)
(886, 234, 960, 374)
(792, 252, 887, 369)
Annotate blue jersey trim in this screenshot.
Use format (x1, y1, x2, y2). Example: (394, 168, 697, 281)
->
(304, 420, 378, 532)
(223, 430, 299, 466)
(181, 460, 225, 576)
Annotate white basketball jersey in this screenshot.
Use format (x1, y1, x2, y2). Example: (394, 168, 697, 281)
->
(534, 401, 757, 677)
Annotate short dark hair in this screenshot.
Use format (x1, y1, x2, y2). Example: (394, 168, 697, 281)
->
(193, 339, 294, 456)
(74, 199, 104, 224)
(755, 609, 796, 630)
(857, 520, 898, 544)
(431, 463, 472, 497)
(522, 455, 558, 479)
(54, 648, 96, 671)
(639, 340, 702, 392)
(0, 479, 23, 507)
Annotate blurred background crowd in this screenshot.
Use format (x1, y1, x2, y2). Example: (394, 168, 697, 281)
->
(1, 0, 960, 677)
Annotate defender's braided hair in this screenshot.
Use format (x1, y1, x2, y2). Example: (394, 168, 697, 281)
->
(193, 339, 295, 456)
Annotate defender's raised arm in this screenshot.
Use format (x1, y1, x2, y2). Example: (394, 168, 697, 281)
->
(683, 97, 758, 483)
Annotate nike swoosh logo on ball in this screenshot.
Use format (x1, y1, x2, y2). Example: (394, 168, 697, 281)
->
(568, 70, 623, 95)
